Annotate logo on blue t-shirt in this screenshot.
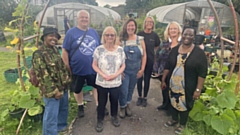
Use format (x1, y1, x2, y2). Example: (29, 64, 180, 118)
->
(77, 35, 97, 55)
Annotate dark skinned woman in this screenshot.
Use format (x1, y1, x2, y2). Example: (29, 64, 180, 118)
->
(161, 27, 208, 134)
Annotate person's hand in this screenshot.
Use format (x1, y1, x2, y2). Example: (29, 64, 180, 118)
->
(193, 90, 201, 100)
(66, 64, 72, 74)
(154, 73, 160, 77)
(55, 91, 63, 99)
(102, 74, 111, 81)
(137, 70, 144, 79)
(121, 73, 125, 80)
(108, 74, 118, 80)
(161, 82, 166, 90)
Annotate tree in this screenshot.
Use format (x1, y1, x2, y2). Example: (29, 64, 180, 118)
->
(104, 4, 111, 9)
(48, 0, 98, 6)
(0, 0, 18, 26)
(214, 0, 240, 14)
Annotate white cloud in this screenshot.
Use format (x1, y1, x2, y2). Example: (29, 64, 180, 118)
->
(96, 0, 126, 7)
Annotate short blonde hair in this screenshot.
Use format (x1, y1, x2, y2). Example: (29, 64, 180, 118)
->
(143, 16, 155, 30)
(163, 21, 182, 41)
(101, 26, 117, 45)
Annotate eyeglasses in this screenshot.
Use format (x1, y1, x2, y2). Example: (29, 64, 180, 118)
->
(105, 34, 115, 37)
(146, 21, 153, 24)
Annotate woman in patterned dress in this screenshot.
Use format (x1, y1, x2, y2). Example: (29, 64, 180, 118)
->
(161, 27, 208, 134)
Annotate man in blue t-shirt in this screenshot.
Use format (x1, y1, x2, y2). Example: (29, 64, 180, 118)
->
(62, 10, 100, 118)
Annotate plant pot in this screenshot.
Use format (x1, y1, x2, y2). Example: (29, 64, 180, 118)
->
(25, 56, 32, 68)
(9, 109, 25, 119)
(28, 106, 45, 122)
(28, 112, 44, 122)
(4, 68, 27, 83)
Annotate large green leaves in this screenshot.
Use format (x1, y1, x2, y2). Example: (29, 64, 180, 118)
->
(211, 114, 234, 135)
(216, 91, 238, 109)
(19, 94, 35, 109)
(203, 114, 212, 126)
(189, 101, 206, 121)
(28, 105, 43, 116)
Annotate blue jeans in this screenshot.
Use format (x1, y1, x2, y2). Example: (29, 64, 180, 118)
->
(119, 71, 138, 108)
(42, 91, 68, 135)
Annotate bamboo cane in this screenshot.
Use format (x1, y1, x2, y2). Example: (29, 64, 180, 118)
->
(15, 1, 52, 134)
(227, 0, 240, 94)
(15, 109, 28, 135)
(207, 0, 224, 73)
(35, 0, 51, 47)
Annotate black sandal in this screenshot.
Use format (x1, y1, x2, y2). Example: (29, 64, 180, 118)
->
(175, 125, 185, 134)
(164, 120, 178, 127)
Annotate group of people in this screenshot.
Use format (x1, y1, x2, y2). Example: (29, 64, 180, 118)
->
(32, 9, 208, 135)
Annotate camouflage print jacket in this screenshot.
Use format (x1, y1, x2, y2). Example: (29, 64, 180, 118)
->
(32, 45, 71, 98)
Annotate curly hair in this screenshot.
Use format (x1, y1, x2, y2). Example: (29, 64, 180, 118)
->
(119, 18, 137, 41)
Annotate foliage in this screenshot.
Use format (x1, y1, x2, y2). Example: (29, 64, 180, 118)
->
(44, 0, 98, 6)
(0, 0, 18, 26)
(189, 61, 240, 135)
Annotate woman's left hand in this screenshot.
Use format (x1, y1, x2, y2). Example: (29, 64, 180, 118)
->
(137, 70, 144, 79)
(193, 91, 201, 100)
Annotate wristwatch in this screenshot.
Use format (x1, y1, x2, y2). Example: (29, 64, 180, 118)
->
(196, 89, 201, 92)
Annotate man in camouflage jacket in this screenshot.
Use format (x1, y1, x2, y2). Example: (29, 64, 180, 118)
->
(32, 27, 71, 135)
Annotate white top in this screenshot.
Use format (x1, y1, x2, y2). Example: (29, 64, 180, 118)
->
(93, 45, 126, 88)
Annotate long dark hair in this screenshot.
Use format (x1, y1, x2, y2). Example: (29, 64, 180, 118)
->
(119, 18, 137, 41)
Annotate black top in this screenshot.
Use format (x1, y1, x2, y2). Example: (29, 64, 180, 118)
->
(137, 31, 160, 64)
(165, 45, 208, 110)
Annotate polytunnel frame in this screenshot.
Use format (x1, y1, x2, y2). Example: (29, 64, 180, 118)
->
(52, 7, 91, 33)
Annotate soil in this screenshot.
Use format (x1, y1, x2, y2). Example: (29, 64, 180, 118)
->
(69, 79, 175, 135)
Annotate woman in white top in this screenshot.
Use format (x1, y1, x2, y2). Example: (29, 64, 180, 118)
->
(92, 26, 126, 132)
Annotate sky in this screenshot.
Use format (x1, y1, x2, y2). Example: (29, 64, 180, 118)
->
(96, 0, 126, 7)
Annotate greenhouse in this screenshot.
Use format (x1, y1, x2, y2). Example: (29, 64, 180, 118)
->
(36, 2, 121, 34)
(147, 0, 240, 34)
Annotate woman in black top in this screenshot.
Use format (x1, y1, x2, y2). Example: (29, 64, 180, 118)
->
(136, 16, 160, 107)
(161, 27, 208, 134)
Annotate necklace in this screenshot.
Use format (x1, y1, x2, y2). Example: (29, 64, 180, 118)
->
(179, 44, 194, 54)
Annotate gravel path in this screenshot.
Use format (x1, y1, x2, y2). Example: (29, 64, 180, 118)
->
(70, 79, 175, 135)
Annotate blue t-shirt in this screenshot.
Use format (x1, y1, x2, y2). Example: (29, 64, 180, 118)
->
(62, 27, 100, 75)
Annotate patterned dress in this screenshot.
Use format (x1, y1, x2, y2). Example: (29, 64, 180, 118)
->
(169, 53, 190, 111)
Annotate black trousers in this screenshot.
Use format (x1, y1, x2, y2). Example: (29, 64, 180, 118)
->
(137, 62, 153, 97)
(97, 85, 120, 121)
(170, 105, 189, 125)
(159, 75, 170, 109)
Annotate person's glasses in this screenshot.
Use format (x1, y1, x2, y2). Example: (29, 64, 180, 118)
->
(105, 34, 115, 37)
(146, 21, 153, 24)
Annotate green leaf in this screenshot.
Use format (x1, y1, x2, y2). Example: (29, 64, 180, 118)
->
(19, 94, 35, 108)
(28, 105, 43, 116)
(216, 91, 238, 109)
(205, 88, 218, 97)
(28, 85, 39, 96)
(211, 115, 234, 135)
(203, 114, 212, 126)
(223, 109, 236, 120)
(189, 100, 206, 121)
(235, 110, 240, 126)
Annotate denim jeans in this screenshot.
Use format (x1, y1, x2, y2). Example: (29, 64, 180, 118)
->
(120, 42, 141, 108)
(119, 70, 138, 108)
(42, 91, 68, 135)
